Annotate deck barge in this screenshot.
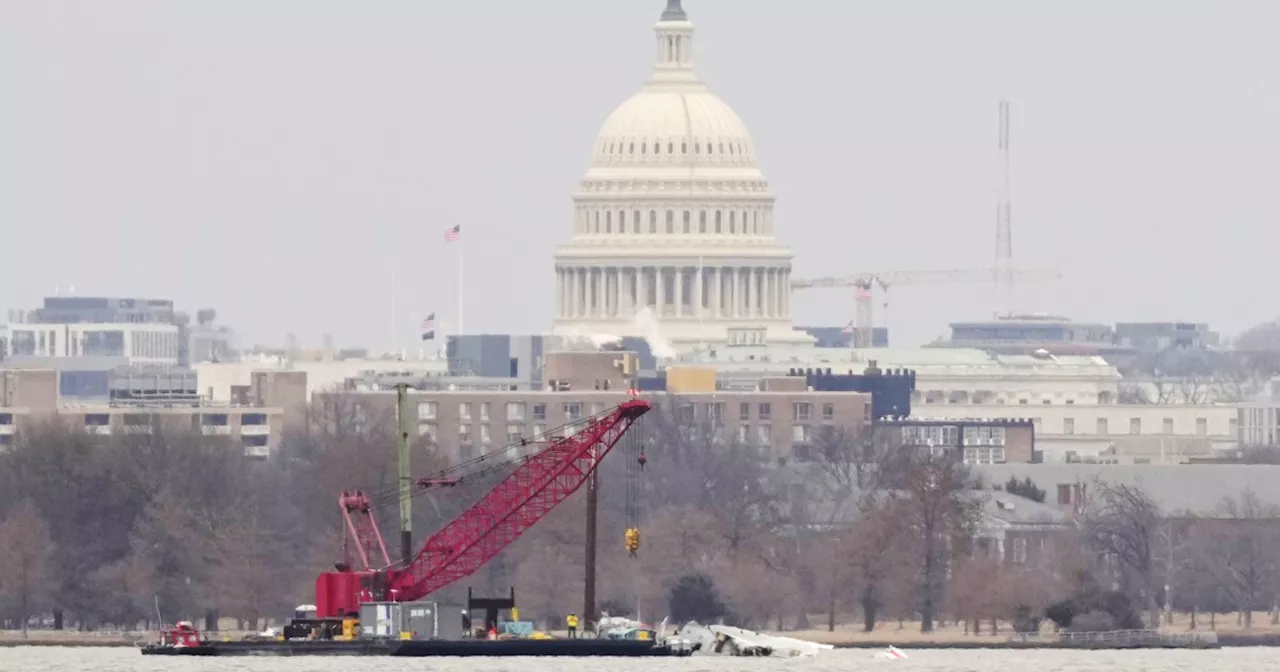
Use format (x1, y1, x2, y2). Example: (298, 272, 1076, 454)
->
(141, 638, 686, 657)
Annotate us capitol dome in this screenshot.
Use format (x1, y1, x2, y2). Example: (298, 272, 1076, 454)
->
(552, 0, 811, 350)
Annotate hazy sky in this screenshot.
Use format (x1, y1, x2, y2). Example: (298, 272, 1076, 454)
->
(3, 1, 1278, 350)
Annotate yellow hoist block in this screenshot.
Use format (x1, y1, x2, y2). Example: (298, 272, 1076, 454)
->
(624, 527, 640, 555)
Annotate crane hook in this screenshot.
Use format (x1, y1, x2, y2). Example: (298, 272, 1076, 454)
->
(637, 452, 647, 471)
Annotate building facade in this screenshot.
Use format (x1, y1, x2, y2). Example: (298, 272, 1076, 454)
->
(0, 367, 299, 456)
(551, 0, 811, 350)
(918, 403, 1238, 463)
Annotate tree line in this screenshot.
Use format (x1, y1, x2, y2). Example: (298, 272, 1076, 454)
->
(2, 394, 1279, 636)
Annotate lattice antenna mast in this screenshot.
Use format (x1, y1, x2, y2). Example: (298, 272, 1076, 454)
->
(996, 100, 1014, 317)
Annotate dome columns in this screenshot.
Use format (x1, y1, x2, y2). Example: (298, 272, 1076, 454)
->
(555, 263, 792, 322)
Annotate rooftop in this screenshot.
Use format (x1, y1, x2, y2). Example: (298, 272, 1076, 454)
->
(975, 463, 1280, 516)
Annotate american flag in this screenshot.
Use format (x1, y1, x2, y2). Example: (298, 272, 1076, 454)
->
(853, 287, 871, 300)
(841, 320, 854, 334)
(420, 313, 436, 341)
(444, 225, 461, 243)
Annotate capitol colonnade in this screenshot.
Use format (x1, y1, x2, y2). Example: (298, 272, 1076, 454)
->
(555, 264, 792, 321)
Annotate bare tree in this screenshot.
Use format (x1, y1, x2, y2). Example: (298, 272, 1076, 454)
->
(0, 500, 55, 637)
(1192, 491, 1280, 628)
(1079, 480, 1163, 627)
(896, 452, 981, 633)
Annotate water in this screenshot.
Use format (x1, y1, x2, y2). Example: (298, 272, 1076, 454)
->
(0, 647, 1275, 672)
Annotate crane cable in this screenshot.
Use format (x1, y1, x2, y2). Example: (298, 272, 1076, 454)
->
(623, 416, 645, 557)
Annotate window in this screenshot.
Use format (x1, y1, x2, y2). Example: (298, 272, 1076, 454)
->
(507, 402, 525, 421)
(736, 425, 749, 443)
(533, 403, 547, 421)
(1129, 417, 1141, 434)
(123, 414, 150, 427)
(0, 413, 11, 425)
(202, 414, 228, 426)
(756, 425, 770, 444)
(699, 211, 707, 233)
(666, 210, 674, 234)
(1162, 418, 1174, 434)
(507, 424, 522, 443)
(459, 424, 471, 442)
(822, 403, 834, 420)
(1063, 418, 1075, 435)
(479, 425, 491, 444)
(1196, 418, 1207, 436)
(241, 413, 267, 426)
(533, 423, 546, 438)
(683, 211, 690, 233)
(243, 434, 269, 448)
(1097, 417, 1108, 435)
(480, 403, 491, 422)
(419, 423, 437, 440)
(707, 402, 725, 425)
(417, 401, 437, 420)
(792, 424, 811, 443)
(649, 211, 657, 234)
(460, 403, 472, 421)
(793, 402, 811, 421)
(1057, 484, 1072, 505)
(739, 402, 750, 421)
(759, 403, 771, 420)
(677, 403, 695, 423)
(564, 403, 582, 421)
(1013, 537, 1028, 565)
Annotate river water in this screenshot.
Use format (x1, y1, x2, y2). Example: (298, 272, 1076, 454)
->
(1, 647, 1276, 672)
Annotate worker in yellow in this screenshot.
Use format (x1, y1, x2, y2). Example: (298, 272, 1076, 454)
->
(565, 612, 579, 639)
(510, 607, 519, 623)
(624, 528, 640, 556)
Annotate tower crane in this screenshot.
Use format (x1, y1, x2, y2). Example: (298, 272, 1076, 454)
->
(791, 268, 1063, 348)
(313, 398, 651, 620)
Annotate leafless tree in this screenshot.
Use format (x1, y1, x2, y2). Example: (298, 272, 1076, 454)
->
(1079, 480, 1163, 627)
(896, 452, 981, 633)
(1192, 491, 1280, 628)
(0, 500, 55, 637)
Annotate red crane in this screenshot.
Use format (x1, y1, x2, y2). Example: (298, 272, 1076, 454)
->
(315, 398, 651, 619)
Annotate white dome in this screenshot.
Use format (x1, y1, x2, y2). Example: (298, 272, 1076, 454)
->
(551, 1, 814, 352)
(590, 89, 759, 169)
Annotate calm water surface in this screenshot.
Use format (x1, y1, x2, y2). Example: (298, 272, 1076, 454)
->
(1, 646, 1275, 672)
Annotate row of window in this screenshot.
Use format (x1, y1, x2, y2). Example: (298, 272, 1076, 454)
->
(598, 138, 750, 160)
(575, 207, 772, 236)
(900, 425, 1009, 447)
(78, 412, 267, 427)
(916, 390, 1112, 405)
(418, 400, 846, 423)
(1055, 416, 1212, 436)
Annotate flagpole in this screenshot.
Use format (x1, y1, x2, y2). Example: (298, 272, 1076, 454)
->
(391, 258, 399, 355)
(457, 233, 464, 335)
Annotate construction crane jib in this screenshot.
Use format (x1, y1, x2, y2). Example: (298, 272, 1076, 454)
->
(791, 268, 1062, 348)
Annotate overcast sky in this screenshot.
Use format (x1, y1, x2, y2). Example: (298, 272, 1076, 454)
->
(3, 1, 1277, 350)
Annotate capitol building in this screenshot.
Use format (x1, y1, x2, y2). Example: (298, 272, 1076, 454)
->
(552, 0, 812, 351)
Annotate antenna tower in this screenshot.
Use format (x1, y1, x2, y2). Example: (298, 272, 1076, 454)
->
(995, 100, 1014, 317)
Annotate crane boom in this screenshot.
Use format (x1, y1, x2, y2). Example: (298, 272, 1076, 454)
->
(790, 268, 1060, 289)
(790, 267, 1063, 347)
(314, 399, 651, 619)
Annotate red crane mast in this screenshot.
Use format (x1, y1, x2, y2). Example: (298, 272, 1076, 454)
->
(315, 398, 650, 619)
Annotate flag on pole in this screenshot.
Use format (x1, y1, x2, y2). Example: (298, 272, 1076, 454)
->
(420, 313, 436, 341)
(444, 225, 461, 243)
(853, 287, 871, 300)
(841, 320, 854, 335)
